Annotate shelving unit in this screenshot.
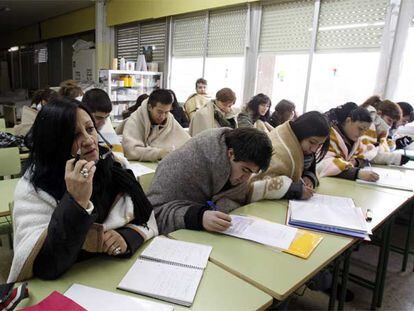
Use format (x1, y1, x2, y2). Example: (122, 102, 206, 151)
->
(99, 69, 162, 119)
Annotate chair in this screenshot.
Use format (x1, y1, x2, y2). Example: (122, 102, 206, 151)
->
(0, 147, 21, 178)
(3, 105, 17, 128)
(0, 118, 5, 129)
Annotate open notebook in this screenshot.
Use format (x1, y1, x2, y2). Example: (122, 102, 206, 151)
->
(65, 284, 172, 311)
(118, 237, 212, 307)
(287, 194, 370, 239)
(356, 167, 413, 191)
(222, 215, 322, 259)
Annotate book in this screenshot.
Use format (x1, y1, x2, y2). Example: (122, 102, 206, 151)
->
(64, 284, 173, 311)
(222, 215, 322, 259)
(287, 194, 370, 239)
(118, 237, 212, 307)
(356, 167, 413, 191)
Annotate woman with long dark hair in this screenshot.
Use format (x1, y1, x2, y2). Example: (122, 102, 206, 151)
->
(8, 97, 157, 282)
(237, 93, 273, 133)
(249, 111, 330, 201)
(317, 102, 378, 181)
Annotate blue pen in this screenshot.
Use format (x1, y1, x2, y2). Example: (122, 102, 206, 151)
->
(207, 200, 219, 211)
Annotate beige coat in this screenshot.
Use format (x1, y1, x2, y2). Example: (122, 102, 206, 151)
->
(249, 121, 303, 202)
(184, 93, 210, 120)
(122, 99, 190, 161)
(189, 100, 238, 137)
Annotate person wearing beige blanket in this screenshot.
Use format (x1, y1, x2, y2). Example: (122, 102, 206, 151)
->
(189, 87, 238, 137)
(8, 98, 157, 282)
(122, 89, 190, 162)
(183, 78, 211, 120)
(249, 112, 330, 202)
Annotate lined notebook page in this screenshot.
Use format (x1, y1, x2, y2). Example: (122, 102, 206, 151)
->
(65, 284, 172, 311)
(118, 259, 203, 307)
(289, 194, 367, 232)
(223, 215, 297, 250)
(141, 237, 212, 269)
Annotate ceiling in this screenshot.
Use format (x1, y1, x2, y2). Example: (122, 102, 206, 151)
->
(0, 0, 95, 34)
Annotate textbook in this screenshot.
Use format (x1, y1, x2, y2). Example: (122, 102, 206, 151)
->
(287, 194, 370, 239)
(64, 284, 172, 311)
(222, 215, 322, 259)
(118, 237, 212, 307)
(356, 167, 413, 191)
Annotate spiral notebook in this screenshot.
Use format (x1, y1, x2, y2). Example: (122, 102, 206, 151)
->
(118, 237, 212, 307)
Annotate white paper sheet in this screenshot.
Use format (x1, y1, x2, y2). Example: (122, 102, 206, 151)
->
(357, 167, 413, 191)
(64, 283, 173, 311)
(222, 215, 297, 250)
(129, 163, 155, 177)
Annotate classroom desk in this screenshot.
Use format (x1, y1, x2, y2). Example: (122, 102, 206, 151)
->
(0, 178, 19, 217)
(170, 200, 354, 302)
(17, 240, 273, 311)
(129, 161, 157, 193)
(170, 177, 414, 310)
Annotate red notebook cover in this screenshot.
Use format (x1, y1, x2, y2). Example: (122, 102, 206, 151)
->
(21, 291, 86, 311)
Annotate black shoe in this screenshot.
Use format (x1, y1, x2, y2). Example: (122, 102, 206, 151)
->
(324, 284, 355, 302)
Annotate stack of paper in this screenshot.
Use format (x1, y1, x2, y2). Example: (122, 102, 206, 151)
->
(357, 167, 413, 191)
(118, 237, 212, 307)
(288, 194, 370, 239)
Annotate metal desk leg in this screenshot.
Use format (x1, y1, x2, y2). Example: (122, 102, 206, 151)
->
(376, 217, 394, 308)
(329, 257, 341, 310)
(402, 203, 414, 272)
(338, 249, 352, 311)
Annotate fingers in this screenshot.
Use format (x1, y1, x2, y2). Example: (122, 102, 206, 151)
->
(65, 158, 76, 173)
(214, 217, 231, 230)
(215, 211, 232, 222)
(103, 230, 126, 255)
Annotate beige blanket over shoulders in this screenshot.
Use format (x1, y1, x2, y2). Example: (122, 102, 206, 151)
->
(122, 99, 190, 161)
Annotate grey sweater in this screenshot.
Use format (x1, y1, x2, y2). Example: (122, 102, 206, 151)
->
(147, 128, 248, 234)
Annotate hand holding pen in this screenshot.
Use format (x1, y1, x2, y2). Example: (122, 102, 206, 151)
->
(300, 177, 314, 200)
(202, 201, 232, 232)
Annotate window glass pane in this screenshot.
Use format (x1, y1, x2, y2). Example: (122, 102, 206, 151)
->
(393, 27, 414, 102)
(307, 51, 380, 112)
(256, 53, 308, 113)
(169, 57, 203, 103)
(204, 56, 244, 108)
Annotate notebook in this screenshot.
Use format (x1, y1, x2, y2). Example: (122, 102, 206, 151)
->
(129, 163, 155, 178)
(64, 284, 172, 311)
(222, 215, 322, 259)
(287, 194, 370, 239)
(356, 167, 413, 191)
(118, 237, 212, 307)
(390, 161, 414, 170)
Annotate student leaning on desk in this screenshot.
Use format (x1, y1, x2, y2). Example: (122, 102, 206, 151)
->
(249, 111, 330, 202)
(147, 127, 272, 235)
(317, 102, 379, 182)
(8, 97, 158, 283)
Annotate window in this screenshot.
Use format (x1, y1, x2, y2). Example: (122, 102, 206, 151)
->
(306, 0, 387, 112)
(307, 51, 380, 112)
(393, 25, 414, 102)
(256, 0, 314, 112)
(170, 6, 247, 106)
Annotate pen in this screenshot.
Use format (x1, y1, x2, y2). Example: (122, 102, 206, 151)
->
(207, 200, 219, 211)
